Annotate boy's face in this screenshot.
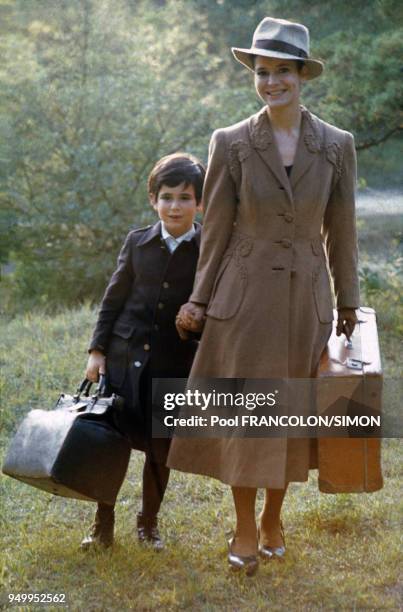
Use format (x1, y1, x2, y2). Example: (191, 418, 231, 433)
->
(150, 182, 201, 238)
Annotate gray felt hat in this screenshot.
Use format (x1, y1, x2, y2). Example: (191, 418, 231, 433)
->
(232, 17, 324, 80)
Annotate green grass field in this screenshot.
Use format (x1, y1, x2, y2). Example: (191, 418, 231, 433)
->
(1, 212, 402, 611)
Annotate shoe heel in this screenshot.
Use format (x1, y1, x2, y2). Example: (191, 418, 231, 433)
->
(227, 536, 258, 576)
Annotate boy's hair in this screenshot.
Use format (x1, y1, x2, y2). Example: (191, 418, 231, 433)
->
(148, 153, 206, 203)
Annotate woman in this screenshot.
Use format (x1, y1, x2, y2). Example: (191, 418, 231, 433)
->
(169, 17, 359, 574)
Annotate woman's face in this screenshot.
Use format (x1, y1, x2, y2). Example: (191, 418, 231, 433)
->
(254, 57, 306, 110)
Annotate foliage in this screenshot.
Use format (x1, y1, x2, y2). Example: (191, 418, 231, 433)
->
(1, 0, 230, 307)
(0, 0, 402, 309)
(358, 211, 403, 338)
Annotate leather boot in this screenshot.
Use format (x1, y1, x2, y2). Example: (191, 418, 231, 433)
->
(136, 512, 164, 551)
(81, 505, 115, 550)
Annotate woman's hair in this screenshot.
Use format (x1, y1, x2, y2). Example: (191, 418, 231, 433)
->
(252, 55, 306, 72)
(148, 153, 206, 203)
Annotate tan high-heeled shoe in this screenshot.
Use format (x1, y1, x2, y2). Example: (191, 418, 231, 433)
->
(258, 521, 286, 561)
(227, 536, 259, 576)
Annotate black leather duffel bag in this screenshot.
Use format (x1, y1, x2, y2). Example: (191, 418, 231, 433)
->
(2, 377, 131, 505)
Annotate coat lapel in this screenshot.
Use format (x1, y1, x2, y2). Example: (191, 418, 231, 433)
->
(249, 107, 292, 201)
(290, 107, 323, 190)
(249, 106, 323, 198)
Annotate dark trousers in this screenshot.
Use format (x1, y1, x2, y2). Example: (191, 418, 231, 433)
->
(101, 361, 171, 520)
(98, 453, 170, 518)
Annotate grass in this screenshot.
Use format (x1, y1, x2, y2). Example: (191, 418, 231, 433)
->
(0, 457, 401, 611)
(0, 212, 402, 611)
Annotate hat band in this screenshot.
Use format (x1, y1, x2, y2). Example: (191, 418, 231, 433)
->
(255, 39, 308, 59)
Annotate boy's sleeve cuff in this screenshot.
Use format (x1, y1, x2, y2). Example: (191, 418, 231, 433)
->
(88, 344, 106, 354)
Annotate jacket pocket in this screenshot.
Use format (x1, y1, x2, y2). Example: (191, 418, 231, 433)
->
(312, 263, 334, 324)
(206, 256, 247, 320)
(112, 319, 134, 339)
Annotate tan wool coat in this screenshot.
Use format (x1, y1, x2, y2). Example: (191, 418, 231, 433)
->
(167, 106, 360, 488)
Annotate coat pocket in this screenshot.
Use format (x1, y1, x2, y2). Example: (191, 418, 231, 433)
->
(312, 263, 334, 324)
(206, 256, 247, 320)
(112, 320, 134, 339)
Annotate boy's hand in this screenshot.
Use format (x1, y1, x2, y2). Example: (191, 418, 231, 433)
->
(86, 350, 106, 382)
(176, 302, 206, 340)
(336, 308, 358, 340)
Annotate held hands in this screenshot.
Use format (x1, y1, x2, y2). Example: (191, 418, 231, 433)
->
(176, 302, 207, 340)
(336, 308, 358, 340)
(86, 350, 106, 382)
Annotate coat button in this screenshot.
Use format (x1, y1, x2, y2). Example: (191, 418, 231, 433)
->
(162, 281, 169, 289)
(144, 343, 150, 351)
(134, 361, 142, 367)
(154, 324, 159, 331)
(284, 213, 294, 223)
(158, 302, 164, 309)
(281, 239, 292, 248)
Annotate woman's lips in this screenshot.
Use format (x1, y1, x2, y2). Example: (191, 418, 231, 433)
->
(267, 90, 286, 97)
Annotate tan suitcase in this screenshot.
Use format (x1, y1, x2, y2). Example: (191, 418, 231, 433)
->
(317, 306, 383, 493)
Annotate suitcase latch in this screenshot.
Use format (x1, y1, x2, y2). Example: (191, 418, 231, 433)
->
(346, 358, 363, 370)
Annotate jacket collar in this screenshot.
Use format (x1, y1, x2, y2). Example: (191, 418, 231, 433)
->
(249, 105, 323, 197)
(136, 220, 201, 248)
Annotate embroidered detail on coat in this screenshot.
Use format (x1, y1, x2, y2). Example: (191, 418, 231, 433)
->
(229, 140, 250, 185)
(234, 140, 251, 162)
(237, 238, 253, 258)
(222, 232, 253, 280)
(233, 235, 253, 280)
(225, 232, 254, 258)
(302, 108, 323, 154)
(250, 110, 272, 150)
(325, 141, 343, 178)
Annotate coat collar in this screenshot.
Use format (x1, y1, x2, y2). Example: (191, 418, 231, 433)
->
(249, 105, 323, 197)
(136, 220, 201, 248)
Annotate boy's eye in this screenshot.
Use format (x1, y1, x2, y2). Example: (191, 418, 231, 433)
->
(278, 67, 290, 73)
(256, 70, 268, 77)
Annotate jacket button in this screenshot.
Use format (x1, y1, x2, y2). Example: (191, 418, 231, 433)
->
(144, 343, 150, 351)
(134, 361, 142, 368)
(154, 324, 159, 331)
(281, 239, 292, 248)
(158, 302, 164, 309)
(284, 213, 294, 223)
(162, 281, 169, 289)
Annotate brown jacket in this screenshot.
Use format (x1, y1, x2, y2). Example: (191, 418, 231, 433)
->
(168, 106, 361, 488)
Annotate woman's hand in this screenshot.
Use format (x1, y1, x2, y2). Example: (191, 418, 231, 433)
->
(176, 302, 207, 340)
(336, 308, 358, 340)
(86, 350, 106, 382)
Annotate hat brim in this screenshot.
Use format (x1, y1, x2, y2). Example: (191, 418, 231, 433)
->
(231, 47, 323, 80)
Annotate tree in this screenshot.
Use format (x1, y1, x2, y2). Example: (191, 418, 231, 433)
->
(1, 0, 401, 309)
(1, 0, 226, 306)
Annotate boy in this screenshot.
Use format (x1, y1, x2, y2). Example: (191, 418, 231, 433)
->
(82, 153, 205, 550)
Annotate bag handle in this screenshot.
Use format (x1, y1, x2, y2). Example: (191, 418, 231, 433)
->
(77, 379, 92, 396)
(75, 374, 107, 400)
(97, 374, 107, 396)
